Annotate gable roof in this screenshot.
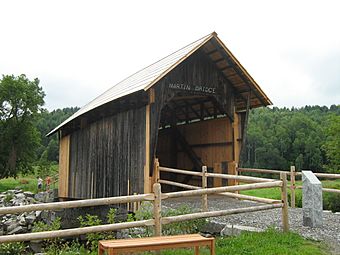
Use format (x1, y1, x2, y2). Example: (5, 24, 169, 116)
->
(47, 32, 271, 137)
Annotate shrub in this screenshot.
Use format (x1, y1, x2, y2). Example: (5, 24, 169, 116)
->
(323, 192, 340, 212)
(78, 214, 104, 252)
(292, 188, 340, 212)
(132, 202, 206, 237)
(3, 192, 14, 204)
(0, 242, 27, 255)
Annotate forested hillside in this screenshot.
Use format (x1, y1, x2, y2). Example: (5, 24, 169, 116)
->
(37, 105, 339, 173)
(240, 105, 340, 173)
(35, 107, 79, 163)
(1, 74, 337, 178)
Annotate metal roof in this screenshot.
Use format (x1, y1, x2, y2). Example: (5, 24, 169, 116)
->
(47, 32, 271, 137)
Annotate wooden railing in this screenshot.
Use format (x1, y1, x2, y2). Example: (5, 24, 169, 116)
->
(237, 167, 340, 208)
(155, 160, 289, 232)
(0, 163, 289, 244)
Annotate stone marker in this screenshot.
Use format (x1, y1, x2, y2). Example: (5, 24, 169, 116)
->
(302, 171, 323, 227)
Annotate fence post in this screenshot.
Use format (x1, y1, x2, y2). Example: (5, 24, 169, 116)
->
(280, 172, 289, 232)
(290, 166, 296, 208)
(202, 166, 208, 212)
(153, 183, 162, 236)
(154, 158, 160, 183)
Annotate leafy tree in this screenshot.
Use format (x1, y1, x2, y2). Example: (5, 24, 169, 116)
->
(35, 107, 78, 162)
(241, 105, 339, 172)
(0, 74, 45, 178)
(323, 115, 340, 173)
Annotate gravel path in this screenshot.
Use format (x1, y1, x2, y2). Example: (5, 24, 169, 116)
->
(163, 196, 340, 254)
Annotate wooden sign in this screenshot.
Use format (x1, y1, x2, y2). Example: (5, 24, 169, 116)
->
(168, 83, 217, 95)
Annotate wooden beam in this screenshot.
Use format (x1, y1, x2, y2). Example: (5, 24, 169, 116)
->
(59, 135, 70, 198)
(227, 162, 238, 187)
(210, 38, 267, 106)
(144, 104, 151, 194)
(173, 127, 203, 171)
(213, 163, 222, 187)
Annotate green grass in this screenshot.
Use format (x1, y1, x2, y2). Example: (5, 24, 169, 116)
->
(0, 164, 59, 194)
(240, 179, 340, 199)
(0, 175, 38, 193)
(142, 229, 328, 255)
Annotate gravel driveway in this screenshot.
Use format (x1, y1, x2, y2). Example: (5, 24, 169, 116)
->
(163, 196, 340, 254)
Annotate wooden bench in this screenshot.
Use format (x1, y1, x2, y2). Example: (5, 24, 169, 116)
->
(98, 234, 215, 255)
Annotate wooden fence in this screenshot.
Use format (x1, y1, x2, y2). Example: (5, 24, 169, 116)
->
(237, 166, 340, 208)
(0, 163, 289, 244)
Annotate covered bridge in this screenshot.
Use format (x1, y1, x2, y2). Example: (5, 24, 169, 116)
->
(48, 32, 272, 200)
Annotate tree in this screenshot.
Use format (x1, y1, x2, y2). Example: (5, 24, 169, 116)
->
(0, 74, 45, 178)
(323, 115, 340, 173)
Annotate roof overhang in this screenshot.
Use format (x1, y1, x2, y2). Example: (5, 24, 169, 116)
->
(47, 32, 271, 137)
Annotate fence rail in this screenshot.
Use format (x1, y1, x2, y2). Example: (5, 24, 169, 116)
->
(237, 166, 340, 208)
(156, 161, 288, 232)
(0, 162, 289, 244)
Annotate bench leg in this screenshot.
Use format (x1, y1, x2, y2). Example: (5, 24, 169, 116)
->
(98, 245, 103, 255)
(210, 240, 215, 255)
(194, 246, 199, 255)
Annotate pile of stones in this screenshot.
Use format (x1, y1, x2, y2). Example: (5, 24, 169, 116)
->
(0, 189, 54, 235)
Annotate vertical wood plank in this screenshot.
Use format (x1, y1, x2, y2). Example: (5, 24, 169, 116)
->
(227, 162, 237, 186)
(58, 135, 70, 198)
(213, 163, 222, 187)
(233, 111, 240, 164)
(144, 104, 151, 194)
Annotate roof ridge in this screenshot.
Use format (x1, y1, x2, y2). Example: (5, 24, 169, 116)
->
(46, 32, 216, 136)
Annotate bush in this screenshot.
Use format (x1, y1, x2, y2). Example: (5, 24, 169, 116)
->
(132, 202, 206, 237)
(292, 189, 340, 212)
(323, 192, 340, 212)
(0, 242, 27, 255)
(78, 214, 104, 252)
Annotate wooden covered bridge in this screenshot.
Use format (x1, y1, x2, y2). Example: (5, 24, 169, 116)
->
(48, 32, 272, 200)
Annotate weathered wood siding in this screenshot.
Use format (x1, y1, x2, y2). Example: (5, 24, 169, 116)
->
(68, 106, 146, 199)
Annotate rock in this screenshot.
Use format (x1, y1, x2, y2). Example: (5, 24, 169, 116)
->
(35, 210, 42, 219)
(30, 240, 43, 253)
(26, 213, 36, 224)
(19, 215, 27, 226)
(27, 197, 36, 204)
(201, 220, 225, 234)
(302, 171, 323, 228)
(8, 225, 25, 235)
(15, 193, 26, 200)
(41, 210, 56, 224)
(6, 222, 19, 233)
(116, 229, 130, 239)
(220, 224, 263, 236)
(24, 191, 35, 198)
(34, 192, 47, 202)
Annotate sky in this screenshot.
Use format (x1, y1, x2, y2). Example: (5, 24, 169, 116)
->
(0, 0, 339, 111)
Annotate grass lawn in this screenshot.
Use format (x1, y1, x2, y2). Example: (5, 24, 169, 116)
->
(143, 229, 328, 255)
(240, 179, 340, 200)
(0, 175, 38, 193)
(0, 164, 59, 193)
